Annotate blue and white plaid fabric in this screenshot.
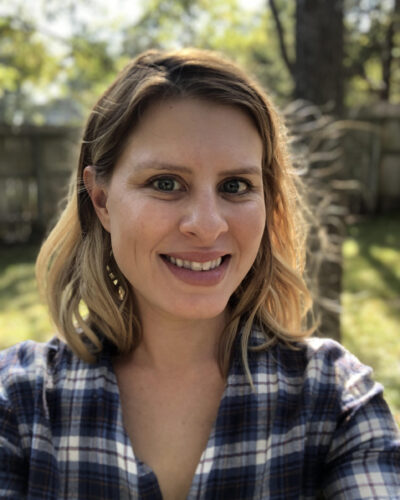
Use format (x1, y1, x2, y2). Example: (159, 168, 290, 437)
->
(0, 332, 399, 499)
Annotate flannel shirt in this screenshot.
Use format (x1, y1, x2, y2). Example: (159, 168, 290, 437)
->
(0, 331, 399, 499)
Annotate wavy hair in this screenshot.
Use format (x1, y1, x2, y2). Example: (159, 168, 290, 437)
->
(36, 48, 315, 379)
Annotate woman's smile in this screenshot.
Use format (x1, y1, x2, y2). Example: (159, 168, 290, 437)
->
(160, 253, 231, 286)
(162, 255, 224, 271)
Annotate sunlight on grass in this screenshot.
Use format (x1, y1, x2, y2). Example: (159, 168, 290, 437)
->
(0, 246, 53, 349)
(341, 214, 400, 425)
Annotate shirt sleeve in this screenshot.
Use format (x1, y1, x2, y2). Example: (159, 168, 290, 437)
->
(0, 399, 27, 498)
(317, 341, 400, 499)
(0, 343, 32, 498)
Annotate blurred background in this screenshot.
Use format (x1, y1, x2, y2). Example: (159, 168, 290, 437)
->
(0, 0, 399, 421)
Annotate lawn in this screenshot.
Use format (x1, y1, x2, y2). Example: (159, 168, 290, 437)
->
(0, 215, 399, 425)
(0, 245, 53, 348)
(341, 213, 400, 425)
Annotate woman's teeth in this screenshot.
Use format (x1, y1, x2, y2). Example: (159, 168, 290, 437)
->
(166, 256, 222, 271)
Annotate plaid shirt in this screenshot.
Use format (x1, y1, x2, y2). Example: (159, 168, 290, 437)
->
(0, 332, 399, 499)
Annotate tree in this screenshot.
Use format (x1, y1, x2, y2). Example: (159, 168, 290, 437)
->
(269, 0, 344, 114)
(345, 0, 400, 105)
(0, 17, 60, 124)
(269, 0, 400, 109)
(295, 0, 344, 113)
(0, 0, 121, 125)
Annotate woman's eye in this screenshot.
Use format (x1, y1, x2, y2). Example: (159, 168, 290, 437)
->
(152, 177, 182, 192)
(221, 179, 250, 195)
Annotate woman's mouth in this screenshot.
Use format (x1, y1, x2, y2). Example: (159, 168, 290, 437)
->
(163, 255, 223, 271)
(160, 254, 230, 286)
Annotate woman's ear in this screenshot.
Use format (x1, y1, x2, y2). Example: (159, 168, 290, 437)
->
(83, 166, 111, 232)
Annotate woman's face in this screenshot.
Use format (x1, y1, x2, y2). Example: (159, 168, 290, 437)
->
(88, 97, 266, 324)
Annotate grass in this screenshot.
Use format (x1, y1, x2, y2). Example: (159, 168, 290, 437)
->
(0, 215, 399, 424)
(0, 245, 53, 348)
(341, 213, 400, 425)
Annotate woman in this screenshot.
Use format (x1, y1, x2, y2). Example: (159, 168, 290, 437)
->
(0, 49, 399, 499)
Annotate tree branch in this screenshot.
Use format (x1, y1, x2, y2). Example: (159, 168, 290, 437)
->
(268, 0, 295, 78)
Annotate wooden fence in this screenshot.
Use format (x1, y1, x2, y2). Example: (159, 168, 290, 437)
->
(343, 102, 400, 213)
(0, 126, 80, 243)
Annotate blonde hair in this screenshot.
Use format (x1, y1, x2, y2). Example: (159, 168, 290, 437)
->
(36, 48, 314, 378)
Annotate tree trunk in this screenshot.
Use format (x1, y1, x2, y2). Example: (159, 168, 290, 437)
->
(381, 0, 400, 101)
(295, 0, 344, 114)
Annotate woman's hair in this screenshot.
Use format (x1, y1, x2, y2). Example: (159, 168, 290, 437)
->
(36, 48, 315, 379)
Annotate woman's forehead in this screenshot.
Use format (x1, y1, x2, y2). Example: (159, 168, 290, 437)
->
(117, 97, 263, 167)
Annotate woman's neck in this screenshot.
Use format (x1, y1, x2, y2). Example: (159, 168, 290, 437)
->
(127, 308, 228, 374)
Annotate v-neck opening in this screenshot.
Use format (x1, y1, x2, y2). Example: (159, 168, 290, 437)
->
(104, 351, 235, 498)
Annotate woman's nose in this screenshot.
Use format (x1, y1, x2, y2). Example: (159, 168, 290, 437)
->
(179, 190, 229, 244)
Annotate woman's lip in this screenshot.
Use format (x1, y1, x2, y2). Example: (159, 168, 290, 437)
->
(160, 254, 231, 286)
(160, 251, 229, 262)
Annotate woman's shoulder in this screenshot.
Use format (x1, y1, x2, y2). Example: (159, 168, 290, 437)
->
(251, 331, 380, 404)
(259, 333, 373, 379)
(300, 336, 374, 385)
(0, 338, 69, 399)
(0, 336, 119, 439)
(246, 332, 397, 444)
(0, 338, 62, 423)
(0, 337, 111, 408)
(0, 336, 71, 378)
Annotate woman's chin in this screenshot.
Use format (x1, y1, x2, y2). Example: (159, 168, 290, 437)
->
(159, 297, 230, 324)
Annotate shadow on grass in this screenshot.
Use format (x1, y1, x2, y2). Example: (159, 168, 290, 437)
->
(0, 245, 41, 310)
(346, 214, 400, 296)
(342, 213, 400, 422)
(0, 269, 38, 308)
(0, 244, 53, 348)
(0, 244, 40, 272)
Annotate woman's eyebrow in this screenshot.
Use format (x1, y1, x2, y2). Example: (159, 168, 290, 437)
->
(132, 161, 192, 174)
(218, 166, 262, 176)
(132, 161, 261, 176)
